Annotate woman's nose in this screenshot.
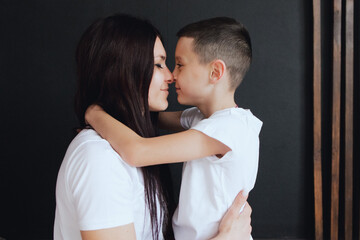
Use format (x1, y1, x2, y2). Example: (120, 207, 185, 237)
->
(171, 69, 178, 83)
(165, 70, 174, 83)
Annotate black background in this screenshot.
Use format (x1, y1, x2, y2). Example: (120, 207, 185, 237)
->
(0, 0, 359, 239)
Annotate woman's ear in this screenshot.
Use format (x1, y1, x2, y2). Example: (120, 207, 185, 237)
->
(209, 59, 226, 84)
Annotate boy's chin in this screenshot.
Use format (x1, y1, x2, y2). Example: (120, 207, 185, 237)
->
(177, 96, 193, 106)
(177, 96, 186, 105)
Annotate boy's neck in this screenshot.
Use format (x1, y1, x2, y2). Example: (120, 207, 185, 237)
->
(196, 92, 237, 118)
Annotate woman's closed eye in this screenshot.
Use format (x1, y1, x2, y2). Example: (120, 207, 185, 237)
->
(155, 63, 164, 69)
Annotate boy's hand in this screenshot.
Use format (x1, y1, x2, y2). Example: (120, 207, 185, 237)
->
(85, 104, 104, 125)
(213, 191, 252, 240)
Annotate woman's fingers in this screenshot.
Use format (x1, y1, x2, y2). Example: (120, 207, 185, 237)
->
(230, 191, 248, 215)
(216, 191, 252, 239)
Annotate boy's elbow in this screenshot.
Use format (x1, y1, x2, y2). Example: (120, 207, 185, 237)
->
(117, 138, 149, 167)
(123, 146, 145, 167)
(122, 151, 139, 167)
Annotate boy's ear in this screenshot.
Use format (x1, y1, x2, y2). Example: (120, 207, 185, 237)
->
(209, 59, 226, 84)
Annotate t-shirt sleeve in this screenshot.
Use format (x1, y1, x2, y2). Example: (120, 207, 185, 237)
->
(180, 107, 200, 129)
(191, 112, 262, 193)
(67, 142, 135, 230)
(190, 114, 249, 151)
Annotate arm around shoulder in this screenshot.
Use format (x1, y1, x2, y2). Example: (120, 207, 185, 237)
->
(85, 105, 230, 167)
(122, 129, 231, 167)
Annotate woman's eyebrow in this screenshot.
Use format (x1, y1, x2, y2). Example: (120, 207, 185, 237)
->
(155, 55, 166, 60)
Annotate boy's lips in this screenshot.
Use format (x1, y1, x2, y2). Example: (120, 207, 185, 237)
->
(160, 88, 169, 91)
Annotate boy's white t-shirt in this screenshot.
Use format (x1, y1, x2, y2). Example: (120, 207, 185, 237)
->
(54, 129, 163, 240)
(172, 107, 262, 240)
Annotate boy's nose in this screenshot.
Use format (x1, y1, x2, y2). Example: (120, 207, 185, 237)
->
(172, 68, 178, 77)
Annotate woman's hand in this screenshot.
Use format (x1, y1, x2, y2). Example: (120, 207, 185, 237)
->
(212, 191, 252, 240)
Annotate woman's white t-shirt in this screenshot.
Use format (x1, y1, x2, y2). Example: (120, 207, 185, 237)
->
(54, 129, 163, 240)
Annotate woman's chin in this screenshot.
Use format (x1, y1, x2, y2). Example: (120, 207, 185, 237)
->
(149, 102, 168, 112)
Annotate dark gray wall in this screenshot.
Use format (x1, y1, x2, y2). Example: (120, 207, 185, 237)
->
(1, 0, 354, 239)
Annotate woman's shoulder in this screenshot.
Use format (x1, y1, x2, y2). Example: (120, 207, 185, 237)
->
(64, 129, 109, 158)
(63, 129, 131, 171)
(61, 129, 139, 185)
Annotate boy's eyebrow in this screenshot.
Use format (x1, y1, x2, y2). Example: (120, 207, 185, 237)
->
(155, 55, 166, 60)
(175, 56, 182, 61)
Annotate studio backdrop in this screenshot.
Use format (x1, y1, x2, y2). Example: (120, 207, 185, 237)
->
(0, 0, 358, 239)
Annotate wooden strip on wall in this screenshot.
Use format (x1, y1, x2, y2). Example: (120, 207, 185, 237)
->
(344, 0, 354, 240)
(331, 0, 342, 239)
(313, 0, 323, 239)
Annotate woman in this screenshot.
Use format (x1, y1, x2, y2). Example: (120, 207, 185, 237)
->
(54, 14, 251, 240)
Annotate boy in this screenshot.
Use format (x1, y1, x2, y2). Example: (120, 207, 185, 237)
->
(87, 17, 262, 240)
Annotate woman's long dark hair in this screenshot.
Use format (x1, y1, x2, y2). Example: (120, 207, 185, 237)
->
(74, 14, 172, 239)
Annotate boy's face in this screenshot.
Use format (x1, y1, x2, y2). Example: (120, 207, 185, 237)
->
(173, 37, 211, 106)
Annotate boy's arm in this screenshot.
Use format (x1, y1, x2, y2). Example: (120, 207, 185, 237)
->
(158, 111, 184, 132)
(81, 224, 136, 240)
(85, 105, 230, 167)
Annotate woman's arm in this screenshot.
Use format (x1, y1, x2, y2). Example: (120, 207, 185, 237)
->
(81, 223, 136, 240)
(85, 105, 230, 167)
(80, 192, 251, 240)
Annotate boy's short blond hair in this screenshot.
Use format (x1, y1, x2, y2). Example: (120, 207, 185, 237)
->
(177, 17, 252, 89)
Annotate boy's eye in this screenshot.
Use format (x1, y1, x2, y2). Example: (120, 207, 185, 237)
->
(155, 63, 164, 69)
(176, 63, 183, 68)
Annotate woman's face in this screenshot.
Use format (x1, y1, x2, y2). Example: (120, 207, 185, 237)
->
(148, 37, 173, 112)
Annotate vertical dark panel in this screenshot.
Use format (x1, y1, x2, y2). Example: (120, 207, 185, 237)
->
(313, 0, 323, 239)
(344, 1, 354, 240)
(358, 0, 360, 229)
(331, 0, 342, 239)
(345, 0, 354, 240)
(358, 3, 360, 239)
